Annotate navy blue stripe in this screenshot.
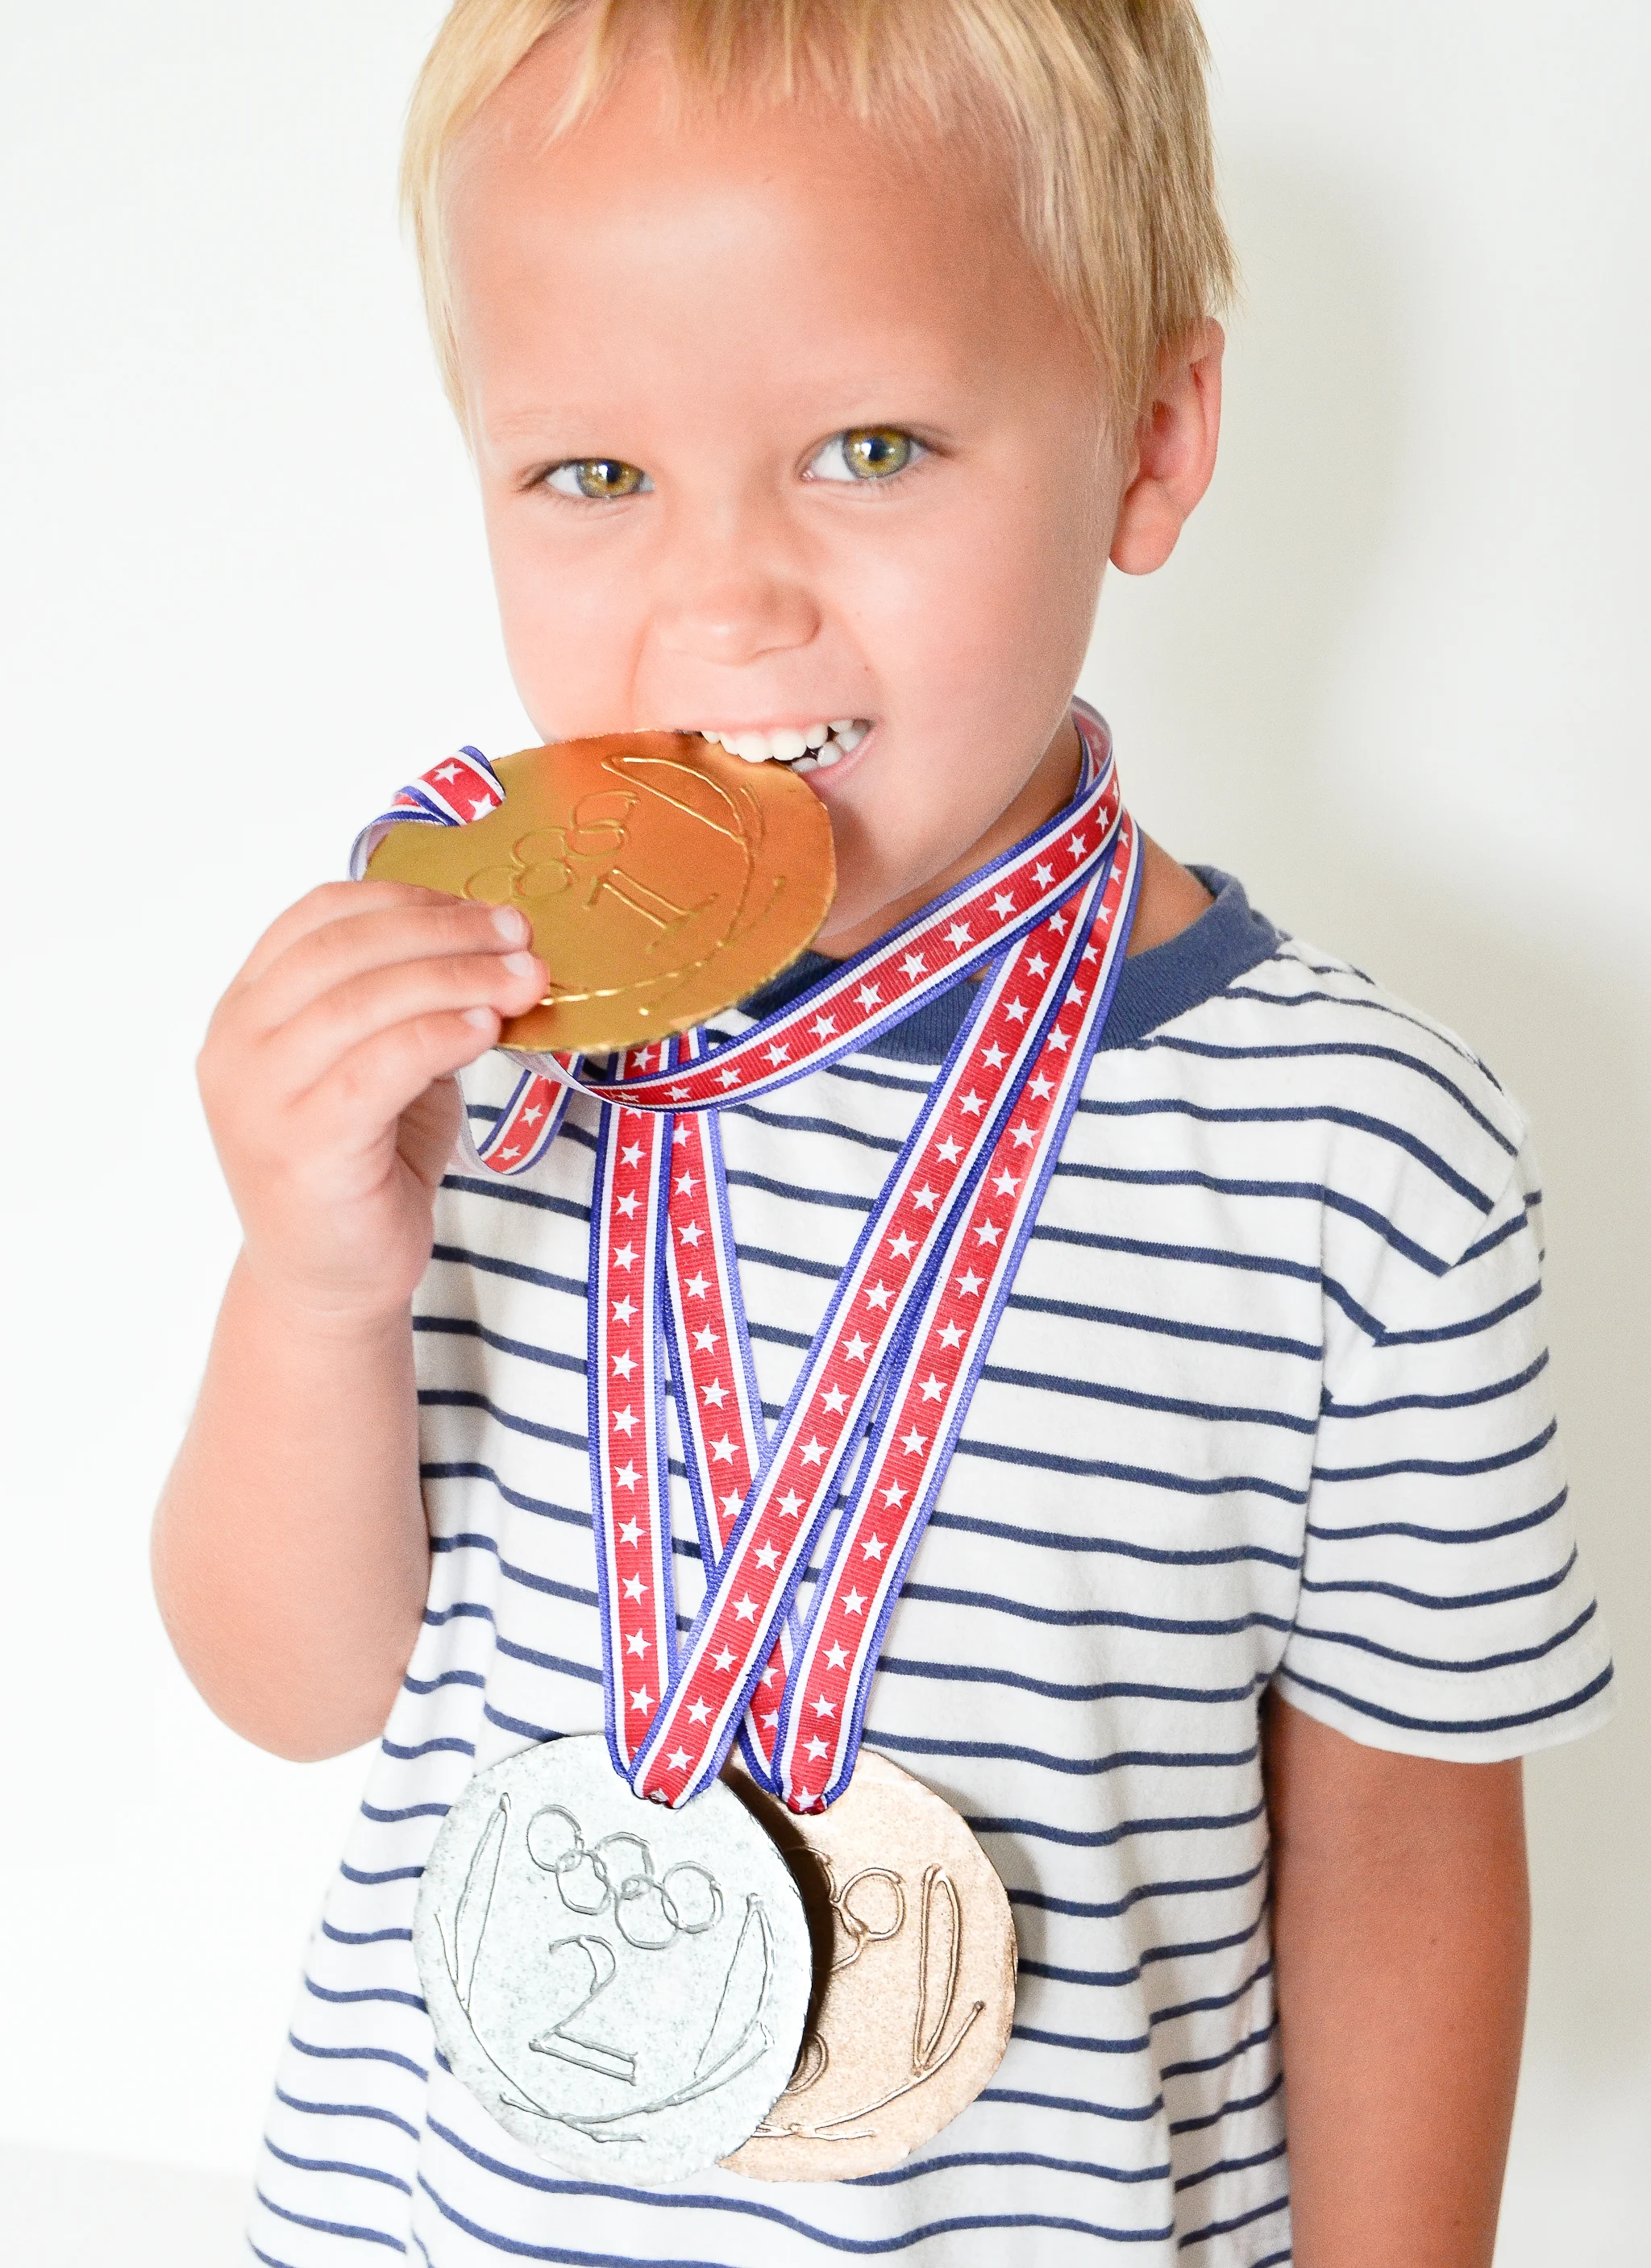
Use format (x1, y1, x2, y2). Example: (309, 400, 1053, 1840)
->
(1289, 1597, 1597, 1676)
(904, 1582, 1293, 1639)
(1300, 1547, 1576, 1613)
(264, 2137, 413, 2194)
(955, 1433, 1308, 1504)
(321, 1922, 414, 1948)
(1167, 2069, 1286, 2138)
(1143, 1032, 1516, 1156)
(305, 1975, 426, 2013)
(421, 1460, 591, 1533)
(1009, 1859, 1268, 1921)
(1176, 2188, 1291, 2249)
(274, 2086, 421, 2141)
(415, 1311, 584, 1377)
(429, 1241, 588, 1300)
(1376, 1280, 1539, 1347)
(1007, 1290, 1321, 1361)
(1073, 1096, 1498, 1214)
(1320, 1349, 1546, 1420)
(1311, 1417, 1555, 1485)
(1276, 1657, 1612, 1736)
(979, 2085, 1162, 2125)
(869, 1730, 1257, 1780)
(972, 1800, 1266, 1850)
(254, 2186, 405, 2250)
(976, 1362, 1318, 1439)
(1305, 1484, 1568, 1550)
(875, 1655, 1265, 1707)
(287, 2031, 427, 2080)
(927, 1502, 1303, 1568)
(1173, 2137, 1289, 2195)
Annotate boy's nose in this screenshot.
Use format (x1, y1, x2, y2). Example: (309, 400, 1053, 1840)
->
(653, 567, 822, 670)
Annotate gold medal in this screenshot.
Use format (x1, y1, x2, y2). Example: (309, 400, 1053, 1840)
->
(368, 732, 835, 1054)
(721, 1751, 1017, 2181)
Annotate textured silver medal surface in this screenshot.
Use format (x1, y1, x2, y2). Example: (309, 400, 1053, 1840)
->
(722, 1750, 1018, 2180)
(414, 1734, 813, 2185)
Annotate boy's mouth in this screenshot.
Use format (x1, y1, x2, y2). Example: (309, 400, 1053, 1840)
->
(692, 719, 870, 774)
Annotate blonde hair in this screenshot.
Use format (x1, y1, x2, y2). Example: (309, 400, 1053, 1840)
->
(403, 0, 1233, 424)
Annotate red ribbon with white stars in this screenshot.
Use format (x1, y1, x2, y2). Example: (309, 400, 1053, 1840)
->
(588, 714, 1141, 1811)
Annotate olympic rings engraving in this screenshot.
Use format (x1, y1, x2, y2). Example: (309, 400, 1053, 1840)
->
(526, 1803, 723, 1950)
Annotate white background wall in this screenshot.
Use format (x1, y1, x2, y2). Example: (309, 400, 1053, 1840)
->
(2, 1, 1645, 2255)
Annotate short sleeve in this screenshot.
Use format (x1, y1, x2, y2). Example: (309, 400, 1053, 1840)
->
(1275, 1144, 1614, 1762)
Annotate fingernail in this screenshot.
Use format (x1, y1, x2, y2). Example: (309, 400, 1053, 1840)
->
(502, 950, 541, 978)
(464, 1006, 497, 1031)
(492, 906, 530, 945)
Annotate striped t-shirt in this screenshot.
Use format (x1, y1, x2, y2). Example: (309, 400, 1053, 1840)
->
(250, 870, 1611, 2268)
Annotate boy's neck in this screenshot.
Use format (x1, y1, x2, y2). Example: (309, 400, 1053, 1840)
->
(817, 712, 1213, 963)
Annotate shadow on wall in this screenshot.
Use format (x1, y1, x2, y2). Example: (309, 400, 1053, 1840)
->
(1086, 147, 1649, 2074)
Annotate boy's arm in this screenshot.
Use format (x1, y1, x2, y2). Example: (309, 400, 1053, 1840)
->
(152, 879, 547, 1760)
(1262, 1691, 1528, 2268)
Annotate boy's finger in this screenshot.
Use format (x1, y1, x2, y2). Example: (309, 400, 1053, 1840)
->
(289, 1007, 509, 1153)
(229, 894, 536, 1036)
(248, 949, 544, 1108)
(233, 880, 497, 990)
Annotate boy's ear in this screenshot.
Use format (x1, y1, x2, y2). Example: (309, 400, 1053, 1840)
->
(1109, 322, 1225, 577)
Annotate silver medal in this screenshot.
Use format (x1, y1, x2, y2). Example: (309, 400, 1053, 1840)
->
(414, 1734, 812, 2184)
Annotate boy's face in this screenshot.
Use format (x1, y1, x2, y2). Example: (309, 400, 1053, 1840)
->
(447, 35, 1125, 951)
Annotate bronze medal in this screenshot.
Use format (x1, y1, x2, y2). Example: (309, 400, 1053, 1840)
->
(721, 1750, 1017, 2181)
(368, 732, 835, 1054)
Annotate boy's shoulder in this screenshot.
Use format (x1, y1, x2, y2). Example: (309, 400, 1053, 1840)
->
(1087, 872, 1534, 1277)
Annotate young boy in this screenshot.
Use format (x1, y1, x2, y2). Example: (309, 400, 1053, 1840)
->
(153, 2, 1611, 2262)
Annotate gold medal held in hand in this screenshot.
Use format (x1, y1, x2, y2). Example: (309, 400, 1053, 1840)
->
(368, 731, 836, 1053)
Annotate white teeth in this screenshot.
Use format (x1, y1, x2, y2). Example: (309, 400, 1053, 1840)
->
(695, 719, 869, 768)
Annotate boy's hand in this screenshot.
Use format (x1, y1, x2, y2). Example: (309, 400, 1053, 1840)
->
(198, 880, 547, 1323)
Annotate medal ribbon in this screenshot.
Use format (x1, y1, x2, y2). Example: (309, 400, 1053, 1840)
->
(355, 709, 1137, 1810)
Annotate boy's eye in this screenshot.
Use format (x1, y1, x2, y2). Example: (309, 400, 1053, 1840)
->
(543, 458, 652, 501)
(806, 427, 924, 484)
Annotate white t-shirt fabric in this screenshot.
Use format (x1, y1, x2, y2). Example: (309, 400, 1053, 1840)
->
(248, 872, 1611, 2268)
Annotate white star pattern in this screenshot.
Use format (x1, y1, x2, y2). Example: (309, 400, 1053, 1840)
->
(616, 1191, 639, 1219)
(622, 1142, 643, 1168)
(614, 1461, 640, 1489)
(902, 953, 925, 982)
(711, 1435, 735, 1464)
(937, 1137, 962, 1163)
(805, 1735, 829, 1760)
(779, 1489, 804, 1518)
(721, 1491, 742, 1522)
(1004, 999, 1029, 1024)
(812, 1014, 838, 1040)
(913, 1184, 939, 1211)
(685, 1272, 709, 1297)
(938, 1322, 965, 1348)
(713, 1647, 735, 1673)
(865, 1281, 892, 1311)
(1027, 953, 1050, 978)
(676, 1219, 703, 1248)
(810, 1695, 837, 1718)
(956, 1269, 984, 1297)
(844, 1334, 871, 1362)
(844, 1589, 866, 1615)
(766, 1042, 790, 1066)
(994, 1169, 1021, 1197)
(826, 1642, 848, 1670)
(625, 1630, 648, 1656)
(982, 1043, 1007, 1070)
(612, 1243, 636, 1270)
(733, 1594, 758, 1622)
(888, 1232, 916, 1261)
(622, 1573, 645, 1601)
(876, 1487, 904, 1514)
(800, 1438, 826, 1467)
(620, 1518, 642, 1546)
(667, 1747, 691, 1772)
(630, 1686, 652, 1712)
(974, 1220, 1002, 1247)
(947, 922, 972, 949)
(1030, 1073, 1054, 1100)
(856, 983, 881, 1011)
(901, 1426, 927, 1455)
(694, 1326, 719, 1352)
(1033, 862, 1054, 887)
(960, 1090, 985, 1115)
(700, 1379, 727, 1408)
(675, 1169, 697, 1197)
(992, 891, 1017, 919)
(1011, 1121, 1037, 1149)
(755, 1541, 780, 1570)
(919, 1373, 945, 1402)
(612, 1406, 637, 1436)
(687, 1697, 711, 1724)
